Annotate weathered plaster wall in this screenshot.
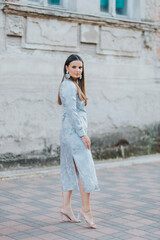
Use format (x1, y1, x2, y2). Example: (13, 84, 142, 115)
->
(0, 2, 160, 166)
(76, 0, 100, 15)
(145, 0, 159, 22)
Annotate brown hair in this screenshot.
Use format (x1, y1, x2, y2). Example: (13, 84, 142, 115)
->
(57, 54, 88, 106)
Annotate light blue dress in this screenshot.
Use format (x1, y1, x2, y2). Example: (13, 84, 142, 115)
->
(59, 77, 100, 193)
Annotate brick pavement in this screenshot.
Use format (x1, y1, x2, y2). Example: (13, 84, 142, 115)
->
(0, 162, 160, 240)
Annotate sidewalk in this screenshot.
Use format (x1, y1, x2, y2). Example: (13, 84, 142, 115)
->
(0, 154, 160, 180)
(0, 154, 160, 240)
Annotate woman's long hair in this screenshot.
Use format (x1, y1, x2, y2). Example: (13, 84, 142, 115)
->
(57, 54, 88, 106)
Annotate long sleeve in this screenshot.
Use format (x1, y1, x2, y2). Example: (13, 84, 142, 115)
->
(60, 81, 86, 137)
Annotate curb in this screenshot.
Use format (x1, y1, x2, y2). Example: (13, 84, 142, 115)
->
(94, 153, 160, 169)
(0, 154, 160, 181)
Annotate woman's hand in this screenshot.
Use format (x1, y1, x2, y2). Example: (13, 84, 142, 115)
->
(81, 135, 91, 150)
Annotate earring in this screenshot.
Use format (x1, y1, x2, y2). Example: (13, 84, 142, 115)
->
(66, 70, 70, 79)
(79, 74, 82, 80)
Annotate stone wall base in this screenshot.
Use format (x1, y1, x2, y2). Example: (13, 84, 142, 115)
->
(0, 123, 159, 171)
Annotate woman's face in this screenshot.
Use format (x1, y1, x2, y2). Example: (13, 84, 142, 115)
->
(66, 60, 83, 80)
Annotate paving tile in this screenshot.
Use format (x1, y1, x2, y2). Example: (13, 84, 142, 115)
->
(22, 237, 42, 240)
(40, 225, 62, 232)
(128, 238, 147, 240)
(8, 233, 31, 239)
(0, 161, 160, 240)
(137, 218, 156, 225)
(24, 229, 47, 235)
(2, 221, 22, 227)
(126, 229, 147, 236)
(81, 230, 107, 238)
(142, 233, 160, 240)
(52, 231, 82, 240)
(0, 237, 16, 240)
(96, 227, 119, 235)
(0, 227, 19, 235)
(154, 231, 160, 236)
(98, 236, 115, 240)
(144, 227, 160, 233)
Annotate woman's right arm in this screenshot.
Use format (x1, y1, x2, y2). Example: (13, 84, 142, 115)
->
(61, 81, 86, 137)
(61, 81, 90, 149)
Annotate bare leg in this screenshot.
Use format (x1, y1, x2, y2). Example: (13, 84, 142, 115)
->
(79, 179, 94, 223)
(62, 190, 72, 211)
(61, 158, 77, 212)
(79, 179, 91, 212)
(61, 158, 79, 220)
(74, 159, 93, 219)
(61, 191, 78, 221)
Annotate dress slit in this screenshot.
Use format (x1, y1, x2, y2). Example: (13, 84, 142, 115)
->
(72, 156, 80, 180)
(73, 157, 78, 172)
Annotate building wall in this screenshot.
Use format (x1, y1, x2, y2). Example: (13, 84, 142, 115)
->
(0, 0, 160, 165)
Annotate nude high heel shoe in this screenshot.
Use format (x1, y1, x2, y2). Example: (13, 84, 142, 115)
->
(77, 209, 96, 229)
(60, 208, 81, 223)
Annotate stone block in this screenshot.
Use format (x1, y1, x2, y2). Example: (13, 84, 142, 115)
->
(26, 17, 78, 48)
(99, 26, 141, 56)
(6, 15, 24, 36)
(80, 24, 99, 44)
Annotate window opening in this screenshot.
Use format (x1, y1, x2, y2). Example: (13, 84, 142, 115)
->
(48, 0, 60, 5)
(116, 0, 128, 15)
(100, 0, 109, 12)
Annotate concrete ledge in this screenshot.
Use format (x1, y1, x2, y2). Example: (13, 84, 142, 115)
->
(0, 154, 159, 181)
(1, 3, 160, 31)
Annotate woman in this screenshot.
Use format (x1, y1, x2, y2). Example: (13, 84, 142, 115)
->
(58, 54, 100, 229)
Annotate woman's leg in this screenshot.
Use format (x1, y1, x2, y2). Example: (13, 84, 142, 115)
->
(61, 158, 77, 211)
(79, 179, 91, 212)
(62, 190, 72, 210)
(79, 179, 95, 224)
(61, 157, 79, 219)
(61, 191, 78, 221)
(78, 180, 96, 228)
(70, 159, 96, 226)
(74, 159, 92, 215)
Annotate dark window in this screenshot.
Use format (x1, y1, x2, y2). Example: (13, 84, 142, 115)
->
(116, 0, 128, 15)
(100, 0, 109, 12)
(48, 0, 60, 5)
